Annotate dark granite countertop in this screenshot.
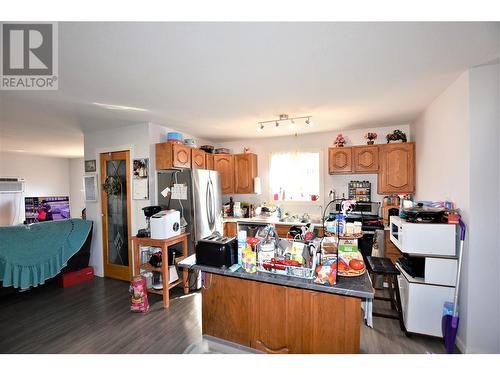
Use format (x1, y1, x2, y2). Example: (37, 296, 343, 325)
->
(178, 255, 374, 299)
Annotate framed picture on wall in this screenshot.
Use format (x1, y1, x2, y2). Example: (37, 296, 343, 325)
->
(84, 174, 98, 202)
(132, 158, 149, 200)
(84, 159, 97, 173)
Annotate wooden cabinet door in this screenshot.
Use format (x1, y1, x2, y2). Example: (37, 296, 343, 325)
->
(378, 143, 415, 194)
(205, 154, 214, 170)
(172, 144, 191, 168)
(302, 290, 360, 354)
(223, 222, 237, 237)
(191, 148, 206, 169)
(234, 153, 258, 194)
(353, 145, 379, 173)
(155, 143, 174, 170)
(384, 229, 402, 264)
(274, 224, 291, 238)
(202, 273, 253, 347)
(214, 154, 234, 194)
(252, 283, 303, 354)
(328, 147, 352, 174)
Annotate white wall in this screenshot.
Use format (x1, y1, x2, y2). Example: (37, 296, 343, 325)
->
(83, 123, 151, 277)
(412, 72, 471, 351)
(467, 63, 499, 353)
(69, 158, 85, 219)
(0, 152, 71, 225)
(217, 124, 411, 219)
(412, 65, 500, 353)
(83, 122, 211, 277)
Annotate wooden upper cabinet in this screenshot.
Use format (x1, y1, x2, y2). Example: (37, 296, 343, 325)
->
(172, 144, 191, 168)
(214, 154, 234, 194)
(353, 145, 379, 173)
(156, 142, 191, 169)
(191, 148, 206, 169)
(205, 153, 215, 170)
(378, 142, 415, 194)
(234, 153, 258, 194)
(328, 147, 352, 174)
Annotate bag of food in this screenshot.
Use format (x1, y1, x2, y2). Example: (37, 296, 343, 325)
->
(314, 255, 337, 285)
(338, 239, 366, 277)
(130, 276, 150, 313)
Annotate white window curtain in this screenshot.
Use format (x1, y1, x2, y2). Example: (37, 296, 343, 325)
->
(269, 151, 320, 201)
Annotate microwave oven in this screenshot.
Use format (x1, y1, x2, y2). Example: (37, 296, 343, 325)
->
(389, 216, 457, 256)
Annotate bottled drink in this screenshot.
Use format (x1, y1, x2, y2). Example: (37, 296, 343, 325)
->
(237, 230, 247, 266)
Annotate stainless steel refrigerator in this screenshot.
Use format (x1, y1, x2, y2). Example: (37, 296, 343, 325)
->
(156, 168, 223, 255)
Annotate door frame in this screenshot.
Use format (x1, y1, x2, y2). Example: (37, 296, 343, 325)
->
(100, 150, 133, 281)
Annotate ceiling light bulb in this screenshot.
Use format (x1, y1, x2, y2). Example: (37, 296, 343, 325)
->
(257, 123, 264, 132)
(305, 118, 313, 127)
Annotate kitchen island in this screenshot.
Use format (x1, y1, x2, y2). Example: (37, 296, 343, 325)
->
(179, 255, 373, 354)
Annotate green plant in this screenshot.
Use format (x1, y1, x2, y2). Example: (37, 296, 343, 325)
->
(103, 175, 122, 196)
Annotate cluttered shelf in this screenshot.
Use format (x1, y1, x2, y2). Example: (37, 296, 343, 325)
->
(146, 278, 183, 295)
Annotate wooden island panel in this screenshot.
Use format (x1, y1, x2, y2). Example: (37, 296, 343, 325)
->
(202, 273, 361, 354)
(202, 273, 253, 347)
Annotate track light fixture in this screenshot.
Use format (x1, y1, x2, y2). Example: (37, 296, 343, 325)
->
(257, 114, 313, 133)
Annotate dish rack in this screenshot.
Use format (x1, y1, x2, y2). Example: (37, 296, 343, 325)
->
(255, 236, 317, 280)
(257, 260, 315, 279)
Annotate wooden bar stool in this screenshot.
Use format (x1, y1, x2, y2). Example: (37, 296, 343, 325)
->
(365, 256, 406, 332)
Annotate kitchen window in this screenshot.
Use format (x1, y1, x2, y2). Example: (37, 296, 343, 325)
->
(269, 151, 320, 202)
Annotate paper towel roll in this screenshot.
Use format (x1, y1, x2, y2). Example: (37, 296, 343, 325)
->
(254, 177, 262, 194)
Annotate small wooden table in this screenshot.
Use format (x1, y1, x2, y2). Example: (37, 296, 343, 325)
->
(132, 233, 190, 309)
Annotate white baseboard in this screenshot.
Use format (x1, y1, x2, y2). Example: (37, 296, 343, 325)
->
(456, 335, 466, 353)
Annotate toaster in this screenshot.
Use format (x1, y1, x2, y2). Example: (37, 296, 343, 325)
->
(150, 209, 180, 240)
(195, 234, 237, 268)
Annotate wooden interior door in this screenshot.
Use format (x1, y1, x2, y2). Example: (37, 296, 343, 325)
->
(214, 154, 234, 194)
(328, 147, 353, 174)
(234, 153, 257, 194)
(100, 150, 132, 281)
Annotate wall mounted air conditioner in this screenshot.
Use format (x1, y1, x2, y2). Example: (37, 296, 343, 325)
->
(0, 177, 25, 193)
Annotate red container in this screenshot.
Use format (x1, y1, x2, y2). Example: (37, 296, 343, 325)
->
(59, 266, 94, 288)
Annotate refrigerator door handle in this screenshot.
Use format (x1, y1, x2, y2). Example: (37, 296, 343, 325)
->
(210, 179, 216, 227)
(206, 179, 215, 230)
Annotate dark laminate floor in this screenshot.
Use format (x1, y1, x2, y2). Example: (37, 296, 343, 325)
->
(0, 277, 448, 354)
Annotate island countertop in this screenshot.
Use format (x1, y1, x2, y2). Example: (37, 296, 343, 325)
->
(223, 216, 325, 227)
(179, 255, 374, 299)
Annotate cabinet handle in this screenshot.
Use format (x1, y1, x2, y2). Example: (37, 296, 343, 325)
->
(254, 340, 290, 354)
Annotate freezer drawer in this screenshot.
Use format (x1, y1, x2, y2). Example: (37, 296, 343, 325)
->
(397, 267, 455, 337)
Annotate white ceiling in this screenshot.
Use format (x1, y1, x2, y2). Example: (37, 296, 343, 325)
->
(0, 22, 498, 157)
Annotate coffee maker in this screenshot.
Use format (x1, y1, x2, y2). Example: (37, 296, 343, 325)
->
(137, 205, 162, 237)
